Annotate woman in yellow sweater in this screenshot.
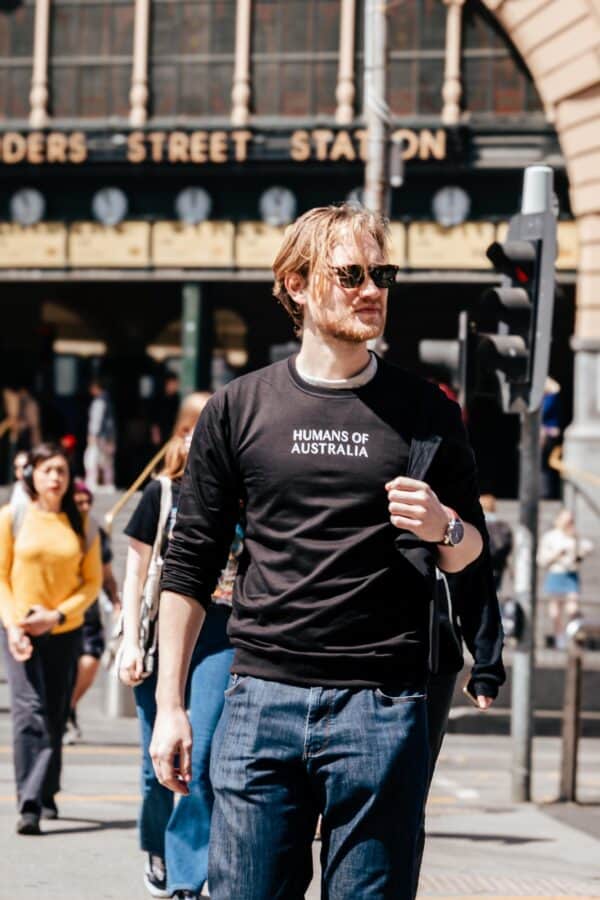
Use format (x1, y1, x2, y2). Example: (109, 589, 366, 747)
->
(0, 442, 102, 835)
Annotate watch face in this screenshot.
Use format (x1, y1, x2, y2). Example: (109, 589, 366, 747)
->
(449, 519, 465, 546)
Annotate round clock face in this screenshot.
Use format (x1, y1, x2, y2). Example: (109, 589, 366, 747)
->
(10, 188, 45, 226)
(175, 187, 212, 225)
(259, 186, 297, 226)
(432, 186, 471, 228)
(92, 186, 128, 226)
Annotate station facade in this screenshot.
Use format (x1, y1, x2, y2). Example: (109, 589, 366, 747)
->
(0, 0, 595, 494)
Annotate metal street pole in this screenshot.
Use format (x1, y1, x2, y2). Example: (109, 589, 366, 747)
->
(510, 165, 555, 802)
(181, 283, 213, 394)
(363, 0, 390, 215)
(511, 405, 541, 801)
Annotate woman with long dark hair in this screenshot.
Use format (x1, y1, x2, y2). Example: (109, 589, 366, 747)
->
(0, 443, 102, 835)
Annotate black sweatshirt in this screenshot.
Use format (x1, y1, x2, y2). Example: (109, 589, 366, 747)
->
(162, 356, 489, 689)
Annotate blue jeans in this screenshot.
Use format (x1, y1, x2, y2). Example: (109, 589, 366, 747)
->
(209, 675, 428, 899)
(134, 604, 234, 894)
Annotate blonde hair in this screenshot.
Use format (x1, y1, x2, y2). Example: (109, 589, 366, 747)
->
(161, 435, 188, 480)
(160, 391, 212, 480)
(172, 391, 211, 438)
(272, 204, 389, 332)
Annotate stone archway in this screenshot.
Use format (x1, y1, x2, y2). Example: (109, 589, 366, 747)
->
(481, 0, 600, 484)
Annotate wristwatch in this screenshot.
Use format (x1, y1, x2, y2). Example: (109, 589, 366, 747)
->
(438, 509, 465, 547)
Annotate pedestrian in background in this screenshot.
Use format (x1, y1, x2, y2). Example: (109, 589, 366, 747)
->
(9, 449, 30, 513)
(84, 378, 117, 491)
(3, 379, 41, 455)
(541, 377, 562, 500)
(538, 508, 593, 649)
(119, 392, 234, 900)
(0, 443, 101, 835)
(64, 479, 121, 744)
(480, 493, 513, 593)
(151, 372, 180, 448)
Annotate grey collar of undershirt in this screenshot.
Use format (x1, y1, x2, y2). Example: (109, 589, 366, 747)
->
(296, 352, 378, 389)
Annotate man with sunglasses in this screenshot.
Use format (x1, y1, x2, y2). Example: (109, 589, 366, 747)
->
(152, 204, 493, 899)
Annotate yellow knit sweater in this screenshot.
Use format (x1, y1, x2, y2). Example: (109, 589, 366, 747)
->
(0, 503, 102, 634)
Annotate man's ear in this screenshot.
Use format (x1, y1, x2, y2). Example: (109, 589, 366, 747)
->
(284, 272, 306, 304)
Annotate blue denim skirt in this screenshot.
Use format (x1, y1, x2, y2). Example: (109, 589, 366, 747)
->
(543, 570, 580, 595)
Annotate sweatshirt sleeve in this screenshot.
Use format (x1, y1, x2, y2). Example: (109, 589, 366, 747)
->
(429, 391, 505, 698)
(0, 506, 15, 627)
(457, 548, 506, 699)
(56, 532, 103, 621)
(161, 393, 240, 609)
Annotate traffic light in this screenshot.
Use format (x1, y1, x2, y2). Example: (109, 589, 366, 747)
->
(418, 311, 470, 409)
(476, 169, 557, 414)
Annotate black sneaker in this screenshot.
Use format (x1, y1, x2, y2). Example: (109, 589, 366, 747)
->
(16, 813, 41, 835)
(143, 854, 169, 898)
(172, 892, 199, 899)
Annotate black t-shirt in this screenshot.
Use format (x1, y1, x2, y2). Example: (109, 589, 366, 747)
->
(162, 356, 483, 689)
(125, 478, 181, 548)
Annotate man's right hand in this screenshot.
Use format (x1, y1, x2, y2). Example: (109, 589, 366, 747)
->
(150, 707, 193, 795)
(7, 625, 32, 662)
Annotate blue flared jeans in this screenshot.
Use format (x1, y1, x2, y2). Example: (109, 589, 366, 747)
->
(134, 603, 233, 894)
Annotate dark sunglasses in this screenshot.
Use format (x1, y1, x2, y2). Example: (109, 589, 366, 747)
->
(332, 264, 399, 289)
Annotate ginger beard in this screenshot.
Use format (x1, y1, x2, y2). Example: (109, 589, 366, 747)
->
(305, 238, 388, 344)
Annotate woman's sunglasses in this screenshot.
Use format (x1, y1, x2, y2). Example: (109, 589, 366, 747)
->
(332, 264, 399, 289)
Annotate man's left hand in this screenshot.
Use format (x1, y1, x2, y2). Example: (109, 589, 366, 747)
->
(386, 476, 449, 542)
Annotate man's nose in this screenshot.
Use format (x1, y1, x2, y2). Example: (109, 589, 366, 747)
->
(359, 275, 381, 298)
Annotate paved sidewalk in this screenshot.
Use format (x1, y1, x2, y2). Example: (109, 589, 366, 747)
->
(0, 673, 599, 898)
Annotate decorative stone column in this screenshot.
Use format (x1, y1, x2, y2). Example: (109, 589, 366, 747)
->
(563, 214, 600, 526)
(231, 0, 252, 126)
(336, 0, 356, 125)
(441, 0, 465, 125)
(29, 0, 50, 127)
(129, 0, 150, 127)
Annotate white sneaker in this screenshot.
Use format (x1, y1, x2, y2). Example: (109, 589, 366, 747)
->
(143, 854, 170, 898)
(63, 710, 82, 745)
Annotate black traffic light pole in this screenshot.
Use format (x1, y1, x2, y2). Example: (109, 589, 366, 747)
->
(508, 166, 556, 803)
(474, 165, 556, 801)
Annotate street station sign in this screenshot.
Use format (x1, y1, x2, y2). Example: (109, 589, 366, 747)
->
(0, 127, 455, 167)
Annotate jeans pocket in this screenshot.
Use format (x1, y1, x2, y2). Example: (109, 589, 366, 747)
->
(224, 673, 250, 698)
(375, 685, 427, 704)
